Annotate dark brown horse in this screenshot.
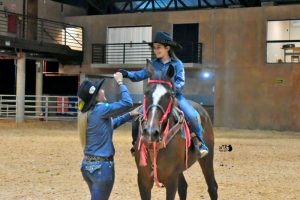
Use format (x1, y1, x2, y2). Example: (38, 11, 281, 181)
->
(133, 61, 218, 200)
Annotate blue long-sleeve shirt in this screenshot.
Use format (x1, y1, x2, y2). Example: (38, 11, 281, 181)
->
(84, 84, 133, 157)
(127, 58, 185, 94)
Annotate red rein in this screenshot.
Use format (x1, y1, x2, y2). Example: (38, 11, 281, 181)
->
(142, 79, 173, 147)
(139, 79, 191, 188)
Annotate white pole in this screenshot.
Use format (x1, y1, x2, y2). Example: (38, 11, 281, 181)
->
(16, 52, 26, 123)
(35, 60, 43, 117)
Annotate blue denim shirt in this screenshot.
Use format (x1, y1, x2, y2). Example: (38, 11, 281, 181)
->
(127, 58, 185, 94)
(84, 84, 133, 157)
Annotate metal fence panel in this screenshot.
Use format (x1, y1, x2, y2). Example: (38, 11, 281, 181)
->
(0, 95, 78, 121)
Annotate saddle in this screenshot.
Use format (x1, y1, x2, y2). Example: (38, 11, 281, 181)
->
(173, 98, 203, 149)
(172, 107, 202, 149)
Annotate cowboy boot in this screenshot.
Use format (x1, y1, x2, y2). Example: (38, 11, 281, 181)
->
(191, 132, 209, 158)
(130, 119, 139, 156)
(130, 141, 136, 157)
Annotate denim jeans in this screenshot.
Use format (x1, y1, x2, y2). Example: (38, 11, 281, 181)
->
(81, 160, 115, 200)
(177, 95, 203, 136)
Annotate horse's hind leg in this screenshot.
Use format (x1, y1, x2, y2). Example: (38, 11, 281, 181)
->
(198, 152, 218, 200)
(177, 173, 188, 200)
(138, 171, 153, 200)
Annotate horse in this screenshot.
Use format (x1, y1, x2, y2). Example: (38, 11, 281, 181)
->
(133, 61, 218, 200)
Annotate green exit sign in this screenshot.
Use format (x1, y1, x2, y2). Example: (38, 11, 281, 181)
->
(275, 78, 285, 85)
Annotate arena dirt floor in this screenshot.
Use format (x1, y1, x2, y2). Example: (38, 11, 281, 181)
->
(0, 120, 299, 200)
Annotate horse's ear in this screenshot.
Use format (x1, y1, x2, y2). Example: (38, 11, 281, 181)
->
(146, 59, 154, 78)
(166, 64, 175, 79)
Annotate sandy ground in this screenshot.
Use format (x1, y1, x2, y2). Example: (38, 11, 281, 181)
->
(0, 120, 299, 200)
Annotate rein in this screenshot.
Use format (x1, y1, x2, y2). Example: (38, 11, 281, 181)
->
(138, 79, 191, 188)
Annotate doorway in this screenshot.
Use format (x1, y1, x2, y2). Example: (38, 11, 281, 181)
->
(173, 23, 199, 63)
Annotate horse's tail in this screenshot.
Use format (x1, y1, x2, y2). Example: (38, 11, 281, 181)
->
(78, 111, 88, 148)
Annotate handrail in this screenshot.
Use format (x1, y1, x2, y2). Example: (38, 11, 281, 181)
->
(66, 30, 82, 46)
(0, 10, 82, 28)
(92, 42, 202, 64)
(0, 9, 83, 51)
(42, 28, 60, 45)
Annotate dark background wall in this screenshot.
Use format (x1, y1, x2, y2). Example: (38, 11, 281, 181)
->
(0, 60, 15, 94)
(0, 60, 78, 96)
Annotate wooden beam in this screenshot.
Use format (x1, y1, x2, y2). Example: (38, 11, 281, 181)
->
(202, 0, 213, 7)
(198, 0, 202, 7)
(122, 0, 129, 11)
(178, 0, 188, 8)
(151, 0, 155, 11)
(154, 0, 163, 9)
(143, 0, 152, 11)
(165, 0, 174, 9)
(135, 0, 147, 10)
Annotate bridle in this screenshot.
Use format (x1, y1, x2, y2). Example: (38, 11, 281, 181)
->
(138, 79, 191, 188)
(142, 79, 174, 141)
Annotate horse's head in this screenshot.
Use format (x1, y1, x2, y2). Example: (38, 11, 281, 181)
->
(142, 59, 175, 143)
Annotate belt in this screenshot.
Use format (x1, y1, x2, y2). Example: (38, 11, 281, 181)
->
(84, 155, 114, 162)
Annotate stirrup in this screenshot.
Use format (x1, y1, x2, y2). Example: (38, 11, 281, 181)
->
(199, 148, 209, 158)
(191, 132, 209, 158)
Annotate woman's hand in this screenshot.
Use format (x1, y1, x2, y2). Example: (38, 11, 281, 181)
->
(129, 106, 142, 117)
(114, 72, 123, 85)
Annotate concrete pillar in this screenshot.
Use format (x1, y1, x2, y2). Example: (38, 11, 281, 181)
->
(79, 73, 85, 84)
(35, 60, 43, 117)
(27, 0, 38, 40)
(16, 52, 26, 123)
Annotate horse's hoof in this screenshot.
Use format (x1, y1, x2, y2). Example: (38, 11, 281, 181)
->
(130, 146, 135, 157)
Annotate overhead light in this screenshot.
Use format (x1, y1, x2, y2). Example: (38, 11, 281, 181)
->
(202, 72, 210, 78)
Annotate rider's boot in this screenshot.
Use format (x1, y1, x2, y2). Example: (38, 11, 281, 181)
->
(191, 131, 209, 158)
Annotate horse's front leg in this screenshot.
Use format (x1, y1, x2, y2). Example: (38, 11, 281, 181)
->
(165, 176, 178, 200)
(177, 173, 188, 200)
(137, 170, 153, 200)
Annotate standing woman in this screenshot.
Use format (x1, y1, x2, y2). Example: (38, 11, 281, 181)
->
(77, 72, 135, 200)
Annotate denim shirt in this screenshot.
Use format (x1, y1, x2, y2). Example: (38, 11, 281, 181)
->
(84, 84, 133, 157)
(127, 58, 185, 94)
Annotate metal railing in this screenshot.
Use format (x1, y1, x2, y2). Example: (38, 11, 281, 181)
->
(0, 10, 83, 51)
(0, 94, 213, 121)
(0, 95, 78, 121)
(92, 43, 153, 64)
(92, 42, 202, 64)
